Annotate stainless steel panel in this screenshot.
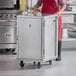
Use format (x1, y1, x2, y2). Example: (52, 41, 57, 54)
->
(43, 15, 57, 61)
(0, 26, 17, 43)
(17, 15, 58, 62)
(0, 44, 17, 48)
(0, 0, 14, 8)
(0, 10, 21, 14)
(0, 22, 16, 26)
(18, 17, 42, 60)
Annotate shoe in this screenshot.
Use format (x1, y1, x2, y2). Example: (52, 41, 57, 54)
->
(56, 41, 61, 61)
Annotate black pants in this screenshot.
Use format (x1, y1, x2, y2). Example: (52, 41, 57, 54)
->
(56, 41, 62, 61)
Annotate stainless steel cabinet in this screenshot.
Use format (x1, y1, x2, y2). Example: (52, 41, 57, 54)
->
(17, 15, 58, 68)
(18, 18, 42, 59)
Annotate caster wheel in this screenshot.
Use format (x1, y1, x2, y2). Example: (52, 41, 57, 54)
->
(33, 62, 36, 65)
(49, 60, 52, 65)
(20, 61, 25, 68)
(37, 62, 41, 69)
(11, 48, 16, 55)
(5, 48, 11, 52)
(56, 57, 61, 61)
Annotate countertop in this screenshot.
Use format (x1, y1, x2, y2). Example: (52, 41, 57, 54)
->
(62, 11, 76, 15)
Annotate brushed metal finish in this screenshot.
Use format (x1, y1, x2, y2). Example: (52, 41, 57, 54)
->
(0, 21, 16, 26)
(0, 0, 14, 8)
(0, 26, 17, 43)
(0, 10, 21, 14)
(18, 17, 42, 60)
(0, 44, 17, 48)
(43, 16, 57, 61)
(17, 15, 58, 62)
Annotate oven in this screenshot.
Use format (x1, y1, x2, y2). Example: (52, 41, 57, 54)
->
(0, 13, 17, 49)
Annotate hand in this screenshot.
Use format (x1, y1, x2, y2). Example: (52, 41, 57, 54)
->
(33, 4, 42, 16)
(56, 11, 62, 16)
(33, 5, 38, 16)
(33, 10, 38, 16)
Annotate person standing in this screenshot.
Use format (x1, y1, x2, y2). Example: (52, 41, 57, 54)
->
(33, 0, 66, 61)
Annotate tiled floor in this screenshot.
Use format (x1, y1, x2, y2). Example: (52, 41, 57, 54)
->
(0, 50, 76, 76)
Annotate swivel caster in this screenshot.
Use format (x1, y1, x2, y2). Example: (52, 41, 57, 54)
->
(37, 62, 41, 69)
(56, 57, 61, 61)
(11, 48, 17, 55)
(20, 61, 25, 68)
(33, 62, 36, 66)
(49, 60, 52, 65)
(5, 48, 11, 52)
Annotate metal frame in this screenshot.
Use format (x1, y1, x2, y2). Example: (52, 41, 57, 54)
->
(17, 15, 58, 63)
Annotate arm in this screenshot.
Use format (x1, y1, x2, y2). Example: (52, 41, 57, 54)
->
(57, 5, 66, 16)
(33, 0, 42, 15)
(57, 0, 66, 16)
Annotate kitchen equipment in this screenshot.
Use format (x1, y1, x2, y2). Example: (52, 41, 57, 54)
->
(0, 0, 21, 54)
(0, 0, 14, 8)
(0, 13, 17, 49)
(0, 9, 20, 54)
(17, 14, 58, 68)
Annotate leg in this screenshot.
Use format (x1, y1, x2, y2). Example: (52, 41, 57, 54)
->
(56, 15, 62, 61)
(56, 41, 62, 61)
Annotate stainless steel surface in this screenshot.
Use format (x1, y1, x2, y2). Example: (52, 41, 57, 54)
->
(43, 16, 58, 61)
(0, 15, 17, 20)
(0, 10, 21, 14)
(18, 17, 42, 60)
(0, 0, 19, 51)
(0, 13, 17, 48)
(0, 44, 17, 48)
(0, 0, 14, 8)
(17, 15, 58, 62)
(0, 21, 16, 26)
(0, 25, 17, 43)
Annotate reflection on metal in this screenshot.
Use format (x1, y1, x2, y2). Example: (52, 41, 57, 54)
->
(0, 0, 14, 8)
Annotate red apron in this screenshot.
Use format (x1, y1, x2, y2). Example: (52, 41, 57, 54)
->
(41, 0, 62, 41)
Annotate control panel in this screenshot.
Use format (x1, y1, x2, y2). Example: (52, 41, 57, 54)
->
(0, 14, 17, 20)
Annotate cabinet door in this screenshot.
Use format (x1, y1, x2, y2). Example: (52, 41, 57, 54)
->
(43, 15, 57, 61)
(0, 26, 16, 43)
(18, 17, 42, 60)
